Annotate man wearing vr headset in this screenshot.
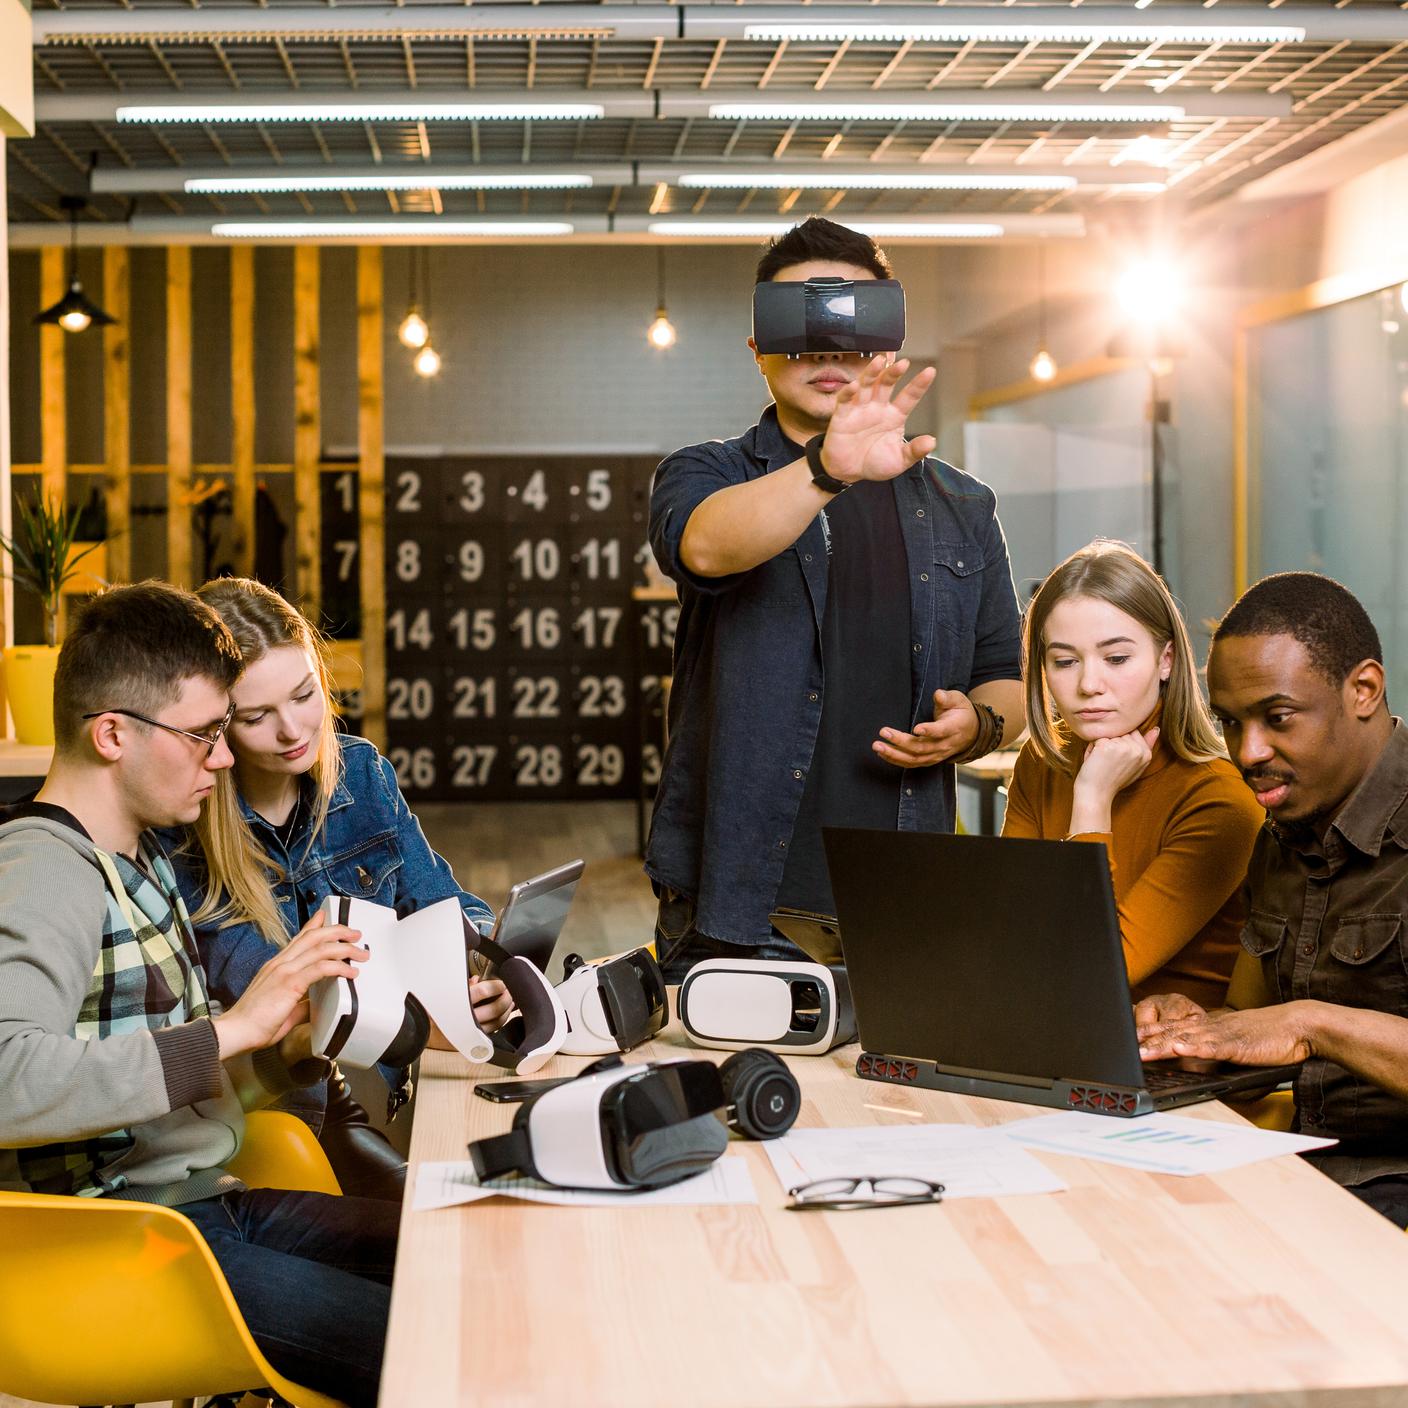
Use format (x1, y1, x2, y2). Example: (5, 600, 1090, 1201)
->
(648, 218, 1024, 978)
(0, 583, 395, 1408)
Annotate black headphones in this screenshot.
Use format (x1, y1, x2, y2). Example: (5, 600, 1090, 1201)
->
(719, 1048, 802, 1140)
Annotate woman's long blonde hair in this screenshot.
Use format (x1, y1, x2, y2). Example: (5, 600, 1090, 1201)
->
(191, 578, 345, 943)
(1022, 540, 1224, 775)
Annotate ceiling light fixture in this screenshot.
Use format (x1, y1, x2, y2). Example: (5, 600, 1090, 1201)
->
(398, 248, 431, 350)
(118, 102, 604, 124)
(187, 173, 594, 194)
(707, 101, 1184, 123)
(646, 249, 678, 351)
(677, 172, 1076, 191)
(1029, 243, 1058, 384)
(211, 220, 575, 238)
(413, 343, 443, 379)
(740, 22, 1305, 45)
(648, 220, 1004, 238)
(34, 196, 116, 334)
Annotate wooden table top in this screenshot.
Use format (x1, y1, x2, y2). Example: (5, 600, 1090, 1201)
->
(383, 1017, 1408, 1408)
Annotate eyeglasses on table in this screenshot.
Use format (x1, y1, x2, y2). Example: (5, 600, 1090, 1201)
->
(786, 1176, 945, 1211)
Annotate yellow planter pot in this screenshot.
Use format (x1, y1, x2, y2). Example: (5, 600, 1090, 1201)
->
(3, 645, 60, 746)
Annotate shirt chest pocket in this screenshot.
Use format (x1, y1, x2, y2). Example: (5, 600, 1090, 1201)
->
(1239, 909, 1291, 1001)
(323, 837, 404, 905)
(932, 543, 985, 642)
(1326, 913, 1407, 1008)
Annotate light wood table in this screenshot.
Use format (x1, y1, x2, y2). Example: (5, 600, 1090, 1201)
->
(384, 1019, 1408, 1408)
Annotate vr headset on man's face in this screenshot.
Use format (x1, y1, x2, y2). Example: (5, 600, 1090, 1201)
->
(752, 276, 906, 359)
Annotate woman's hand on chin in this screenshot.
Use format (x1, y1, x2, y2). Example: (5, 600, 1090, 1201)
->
(1068, 725, 1159, 834)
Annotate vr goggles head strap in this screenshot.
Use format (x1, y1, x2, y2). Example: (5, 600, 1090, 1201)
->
(463, 919, 569, 1074)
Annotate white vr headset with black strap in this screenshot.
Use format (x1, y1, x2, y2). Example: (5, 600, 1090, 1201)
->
(555, 948, 668, 1056)
(309, 891, 571, 1077)
(677, 958, 857, 1056)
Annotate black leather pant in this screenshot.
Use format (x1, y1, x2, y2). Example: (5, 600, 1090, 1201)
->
(318, 1071, 408, 1203)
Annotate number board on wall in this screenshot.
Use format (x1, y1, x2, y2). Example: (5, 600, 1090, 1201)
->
(380, 455, 672, 802)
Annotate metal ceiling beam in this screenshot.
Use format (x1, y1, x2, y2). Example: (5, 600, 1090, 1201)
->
(90, 159, 1170, 195)
(35, 87, 1291, 124)
(30, 4, 1408, 48)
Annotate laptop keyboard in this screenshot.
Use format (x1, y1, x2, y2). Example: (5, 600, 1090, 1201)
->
(1141, 1064, 1220, 1092)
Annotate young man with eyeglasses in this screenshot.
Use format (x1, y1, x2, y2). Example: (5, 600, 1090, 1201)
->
(0, 581, 395, 1408)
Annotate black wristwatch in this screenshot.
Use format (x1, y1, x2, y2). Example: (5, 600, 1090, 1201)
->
(804, 434, 851, 496)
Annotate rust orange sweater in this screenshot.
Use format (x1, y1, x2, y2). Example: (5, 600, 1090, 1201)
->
(1002, 737, 1265, 1008)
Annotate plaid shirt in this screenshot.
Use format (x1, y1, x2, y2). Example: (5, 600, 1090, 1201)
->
(18, 840, 211, 1198)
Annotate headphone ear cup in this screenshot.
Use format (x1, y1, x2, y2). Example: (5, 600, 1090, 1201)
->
(718, 1048, 800, 1141)
(381, 993, 432, 1069)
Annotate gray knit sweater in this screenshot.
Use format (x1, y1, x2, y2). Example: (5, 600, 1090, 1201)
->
(0, 811, 321, 1207)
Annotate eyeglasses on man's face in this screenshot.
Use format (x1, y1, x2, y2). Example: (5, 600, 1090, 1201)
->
(81, 701, 237, 757)
(786, 1176, 945, 1212)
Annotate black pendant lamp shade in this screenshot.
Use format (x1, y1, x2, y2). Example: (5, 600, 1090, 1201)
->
(35, 196, 116, 333)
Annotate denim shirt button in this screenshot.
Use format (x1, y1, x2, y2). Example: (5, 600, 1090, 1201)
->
(913, 643, 922, 653)
(778, 840, 787, 849)
(916, 509, 925, 518)
(906, 788, 913, 796)
(804, 554, 813, 562)
(356, 865, 374, 890)
(793, 769, 804, 779)
(808, 692, 818, 702)
(919, 572, 929, 582)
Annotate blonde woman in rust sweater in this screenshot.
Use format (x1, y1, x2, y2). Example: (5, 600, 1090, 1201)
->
(1002, 541, 1264, 1008)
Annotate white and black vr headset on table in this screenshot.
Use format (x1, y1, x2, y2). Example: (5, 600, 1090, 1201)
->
(469, 1049, 801, 1192)
(309, 859, 669, 1096)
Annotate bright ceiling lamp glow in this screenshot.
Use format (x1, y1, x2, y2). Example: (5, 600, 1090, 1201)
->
(1115, 258, 1186, 326)
(741, 23, 1305, 44)
(1030, 348, 1058, 383)
(677, 172, 1075, 191)
(708, 101, 1183, 123)
(118, 102, 604, 124)
(187, 173, 593, 194)
(413, 344, 443, 379)
(1113, 136, 1174, 168)
(211, 220, 574, 238)
(649, 220, 1003, 238)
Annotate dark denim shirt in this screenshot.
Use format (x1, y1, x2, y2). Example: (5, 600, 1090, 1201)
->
(646, 403, 1021, 945)
(1242, 719, 1408, 1186)
(165, 733, 493, 1133)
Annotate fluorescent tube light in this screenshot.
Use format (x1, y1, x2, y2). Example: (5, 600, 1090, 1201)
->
(118, 102, 605, 124)
(708, 101, 1184, 123)
(677, 172, 1075, 191)
(211, 220, 575, 238)
(188, 173, 593, 194)
(741, 23, 1305, 44)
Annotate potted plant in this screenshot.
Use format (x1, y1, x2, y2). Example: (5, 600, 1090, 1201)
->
(1, 494, 104, 745)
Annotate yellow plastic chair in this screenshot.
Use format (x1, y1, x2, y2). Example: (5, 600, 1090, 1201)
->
(0, 1110, 346, 1408)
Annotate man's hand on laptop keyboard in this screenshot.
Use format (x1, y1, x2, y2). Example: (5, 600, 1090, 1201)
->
(1138, 1003, 1314, 1068)
(1133, 992, 1208, 1039)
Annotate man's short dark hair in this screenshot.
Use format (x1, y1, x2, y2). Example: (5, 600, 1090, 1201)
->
(54, 580, 243, 750)
(755, 217, 893, 284)
(1214, 572, 1383, 687)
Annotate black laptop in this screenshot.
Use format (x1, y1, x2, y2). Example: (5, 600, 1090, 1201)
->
(823, 828, 1299, 1118)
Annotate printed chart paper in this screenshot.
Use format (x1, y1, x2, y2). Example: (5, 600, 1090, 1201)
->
(1002, 1111, 1336, 1176)
(413, 1154, 757, 1211)
(763, 1124, 1068, 1200)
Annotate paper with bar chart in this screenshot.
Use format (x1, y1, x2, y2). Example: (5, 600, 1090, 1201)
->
(1001, 1111, 1335, 1177)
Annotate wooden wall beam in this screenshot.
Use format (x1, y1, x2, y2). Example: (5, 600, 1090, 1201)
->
(229, 245, 257, 578)
(103, 248, 132, 585)
(38, 247, 66, 514)
(293, 245, 322, 616)
(357, 246, 386, 751)
(166, 247, 193, 587)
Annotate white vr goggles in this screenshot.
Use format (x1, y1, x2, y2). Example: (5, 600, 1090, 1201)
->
(677, 958, 857, 1056)
(555, 948, 668, 1056)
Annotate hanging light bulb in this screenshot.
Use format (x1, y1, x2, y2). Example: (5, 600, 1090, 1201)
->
(646, 248, 678, 350)
(399, 247, 431, 349)
(398, 307, 429, 349)
(35, 196, 116, 335)
(647, 306, 678, 350)
(1028, 241, 1057, 383)
(413, 343, 442, 378)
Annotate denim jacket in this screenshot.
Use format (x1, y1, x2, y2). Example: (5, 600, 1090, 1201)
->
(165, 733, 493, 1133)
(646, 404, 1021, 946)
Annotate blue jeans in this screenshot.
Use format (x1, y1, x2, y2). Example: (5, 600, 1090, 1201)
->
(182, 1187, 399, 1408)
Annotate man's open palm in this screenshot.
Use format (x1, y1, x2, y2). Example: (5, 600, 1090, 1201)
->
(823, 355, 938, 484)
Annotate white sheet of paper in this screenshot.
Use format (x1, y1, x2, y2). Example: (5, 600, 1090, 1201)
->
(413, 1154, 757, 1211)
(762, 1124, 1067, 1200)
(1002, 1110, 1337, 1176)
